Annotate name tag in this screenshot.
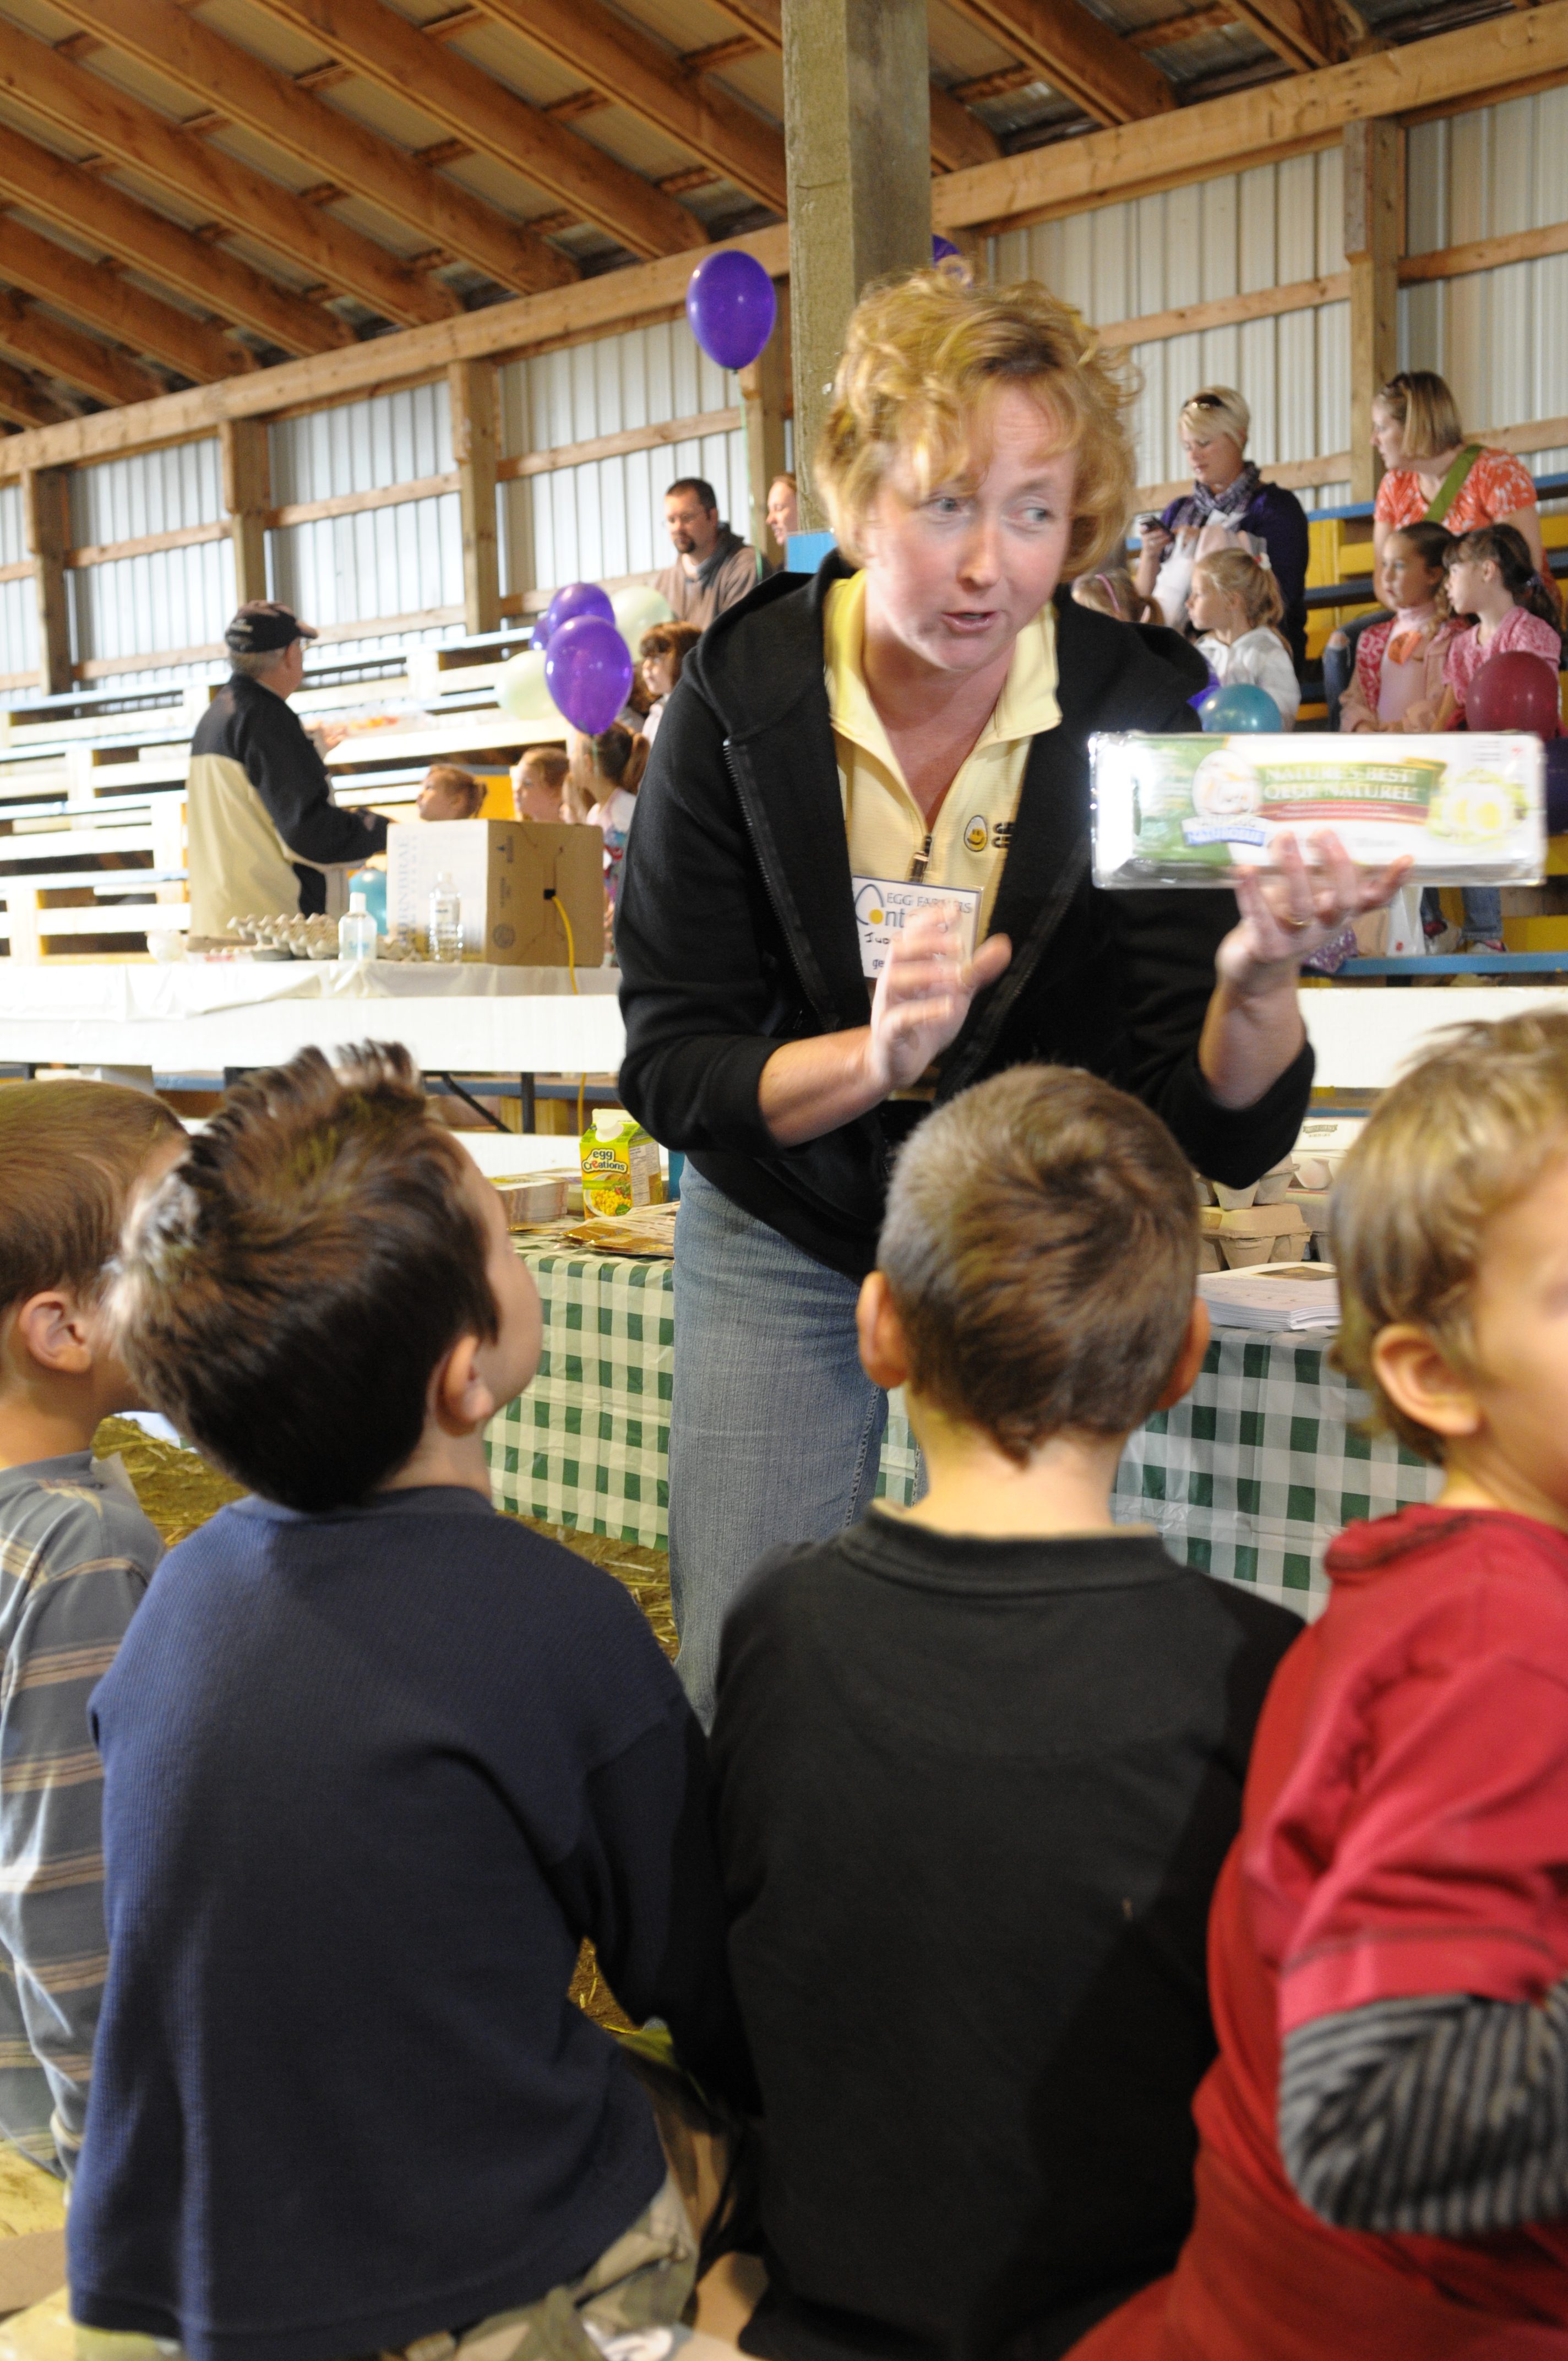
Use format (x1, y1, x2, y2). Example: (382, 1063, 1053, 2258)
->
(852, 875, 981, 981)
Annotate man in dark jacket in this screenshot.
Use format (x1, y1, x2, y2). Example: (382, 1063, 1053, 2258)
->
(186, 601, 386, 938)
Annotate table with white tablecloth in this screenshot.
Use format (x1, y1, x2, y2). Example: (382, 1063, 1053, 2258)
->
(0, 961, 624, 1113)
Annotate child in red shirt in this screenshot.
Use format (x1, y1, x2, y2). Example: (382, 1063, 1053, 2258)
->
(1071, 1007, 1568, 2361)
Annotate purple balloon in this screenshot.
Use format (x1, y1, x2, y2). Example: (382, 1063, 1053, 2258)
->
(541, 580, 614, 647)
(932, 235, 961, 263)
(545, 615, 634, 736)
(686, 249, 777, 372)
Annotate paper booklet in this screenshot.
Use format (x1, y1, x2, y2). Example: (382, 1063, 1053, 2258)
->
(1197, 1262, 1340, 1332)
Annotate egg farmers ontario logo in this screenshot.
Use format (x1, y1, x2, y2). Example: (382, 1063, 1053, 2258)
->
(854, 882, 888, 927)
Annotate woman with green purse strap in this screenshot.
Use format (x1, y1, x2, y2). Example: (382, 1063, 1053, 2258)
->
(1325, 369, 1552, 724)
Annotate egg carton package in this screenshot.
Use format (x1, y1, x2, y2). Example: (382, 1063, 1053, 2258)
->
(1091, 733, 1544, 887)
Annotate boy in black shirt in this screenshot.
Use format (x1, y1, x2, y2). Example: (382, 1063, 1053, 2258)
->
(66, 1044, 748, 2361)
(712, 1065, 1300, 2361)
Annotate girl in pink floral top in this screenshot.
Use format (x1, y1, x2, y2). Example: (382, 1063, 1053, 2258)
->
(1436, 525, 1562, 730)
(1338, 524, 1456, 735)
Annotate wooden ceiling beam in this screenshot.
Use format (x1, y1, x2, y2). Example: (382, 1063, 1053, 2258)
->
(0, 123, 339, 353)
(447, 0, 787, 213)
(940, 0, 1176, 123)
(929, 80, 1004, 168)
(1226, 0, 1354, 70)
(0, 18, 444, 329)
(0, 210, 242, 380)
(40, 0, 578, 298)
(695, 0, 998, 171)
(0, 357, 72, 428)
(244, 0, 706, 257)
(0, 287, 165, 406)
(1125, 4, 1241, 48)
(932, 0, 1568, 228)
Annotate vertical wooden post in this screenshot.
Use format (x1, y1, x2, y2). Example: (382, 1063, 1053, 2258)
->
(450, 356, 501, 638)
(220, 416, 271, 609)
(1344, 119, 1400, 508)
(782, 0, 931, 529)
(22, 467, 72, 697)
(739, 279, 792, 563)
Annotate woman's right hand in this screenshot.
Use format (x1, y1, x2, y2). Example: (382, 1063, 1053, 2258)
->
(863, 905, 1012, 1096)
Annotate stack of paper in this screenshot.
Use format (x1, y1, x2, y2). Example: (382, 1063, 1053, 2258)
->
(1197, 1263, 1339, 1332)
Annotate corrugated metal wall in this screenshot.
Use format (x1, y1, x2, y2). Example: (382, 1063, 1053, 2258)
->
(268, 381, 465, 636)
(69, 439, 230, 678)
(0, 482, 36, 687)
(497, 320, 747, 602)
(1404, 88, 1568, 480)
(991, 148, 1349, 509)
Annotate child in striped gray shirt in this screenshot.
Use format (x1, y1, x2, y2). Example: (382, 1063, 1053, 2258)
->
(0, 1080, 181, 2180)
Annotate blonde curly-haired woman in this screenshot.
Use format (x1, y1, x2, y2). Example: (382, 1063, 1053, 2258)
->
(618, 269, 1398, 1724)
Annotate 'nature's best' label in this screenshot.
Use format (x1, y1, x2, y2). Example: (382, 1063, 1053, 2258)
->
(1090, 733, 1543, 888)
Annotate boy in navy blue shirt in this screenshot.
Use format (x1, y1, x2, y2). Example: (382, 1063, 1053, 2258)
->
(67, 1043, 747, 2361)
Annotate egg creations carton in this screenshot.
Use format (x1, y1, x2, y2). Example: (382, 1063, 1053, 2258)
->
(1091, 733, 1544, 887)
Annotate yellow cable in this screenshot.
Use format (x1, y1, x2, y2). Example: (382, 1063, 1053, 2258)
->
(548, 890, 585, 1134)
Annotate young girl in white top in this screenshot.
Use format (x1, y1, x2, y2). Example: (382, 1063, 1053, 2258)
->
(1186, 549, 1300, 727)
(565, 724, 647, 955)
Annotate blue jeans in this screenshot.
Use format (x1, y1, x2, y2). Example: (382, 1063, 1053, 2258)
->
(668, 1167, 892, 1727)
(1420, 885, 1504, 943)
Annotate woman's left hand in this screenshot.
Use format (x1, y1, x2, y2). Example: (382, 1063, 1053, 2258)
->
(1216, 831, 1412, 994)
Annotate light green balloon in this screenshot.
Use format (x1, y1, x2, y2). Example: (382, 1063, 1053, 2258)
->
(495, 648, 556, 721)
(610, 583, 676, 650)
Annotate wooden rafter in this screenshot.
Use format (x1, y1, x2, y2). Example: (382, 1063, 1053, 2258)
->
(1227, 0, 1354, 70)
(0, 121, 342, 356)
(40, 0, 578, 297)
(0, 289, 164, 407)
(0, 20, 446, 329)
(0, 357, 71, 429)
(696, 0, 998, 170)
(1125, 4, 1242, 47)
(471, 0, 787, 211)
(0, 211, 242, 381)
(244, 0, 706, 258)
(941, 0, 1175, 124)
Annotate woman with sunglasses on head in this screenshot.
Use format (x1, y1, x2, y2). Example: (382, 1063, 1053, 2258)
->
(1134, 386, 1310, 668)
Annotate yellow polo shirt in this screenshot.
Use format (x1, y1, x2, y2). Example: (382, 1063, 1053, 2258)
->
(824, 568, 1061, 940)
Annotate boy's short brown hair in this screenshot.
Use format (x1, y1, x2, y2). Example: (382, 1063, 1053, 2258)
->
(879, 1066, 1199, 1461)
(1331, 1009, 1568, 1461)
(0, 1080, 181, 1318)
(111, 1044, 498, 1513)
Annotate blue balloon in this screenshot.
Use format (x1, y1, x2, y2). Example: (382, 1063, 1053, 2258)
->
(1187, 664, 1223, 714)
(540, 581, 614, 648)
(686, 249, 777, 371)
(544, 615, 634, 737)
(1198, 682, 1281, 733)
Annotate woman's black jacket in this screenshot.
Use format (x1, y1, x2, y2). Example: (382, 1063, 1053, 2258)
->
(616, 557, 1313, 1280)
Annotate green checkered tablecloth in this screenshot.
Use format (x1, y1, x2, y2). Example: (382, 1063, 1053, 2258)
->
(483, 1249, 1440, 1612)
(1110, 1332, 1441, 1614)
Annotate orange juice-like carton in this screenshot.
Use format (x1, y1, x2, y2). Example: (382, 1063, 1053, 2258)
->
(580, 1111, 666, 1218)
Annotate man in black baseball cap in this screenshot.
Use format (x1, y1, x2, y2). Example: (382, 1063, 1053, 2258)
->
(186, 602, 386, 939)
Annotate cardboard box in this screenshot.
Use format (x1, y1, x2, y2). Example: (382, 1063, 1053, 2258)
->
(386, 819, 604, 965)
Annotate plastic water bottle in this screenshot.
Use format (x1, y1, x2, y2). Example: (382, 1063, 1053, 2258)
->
(429, 872, 464, 962)
(337, 890, 377, 964)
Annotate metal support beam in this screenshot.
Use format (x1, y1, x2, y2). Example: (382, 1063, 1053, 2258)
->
(1344, 117, 1399, 505)
(22, 469, 72, 697)
(783, 0, 930, 529)
(450, 357, 502, 638)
